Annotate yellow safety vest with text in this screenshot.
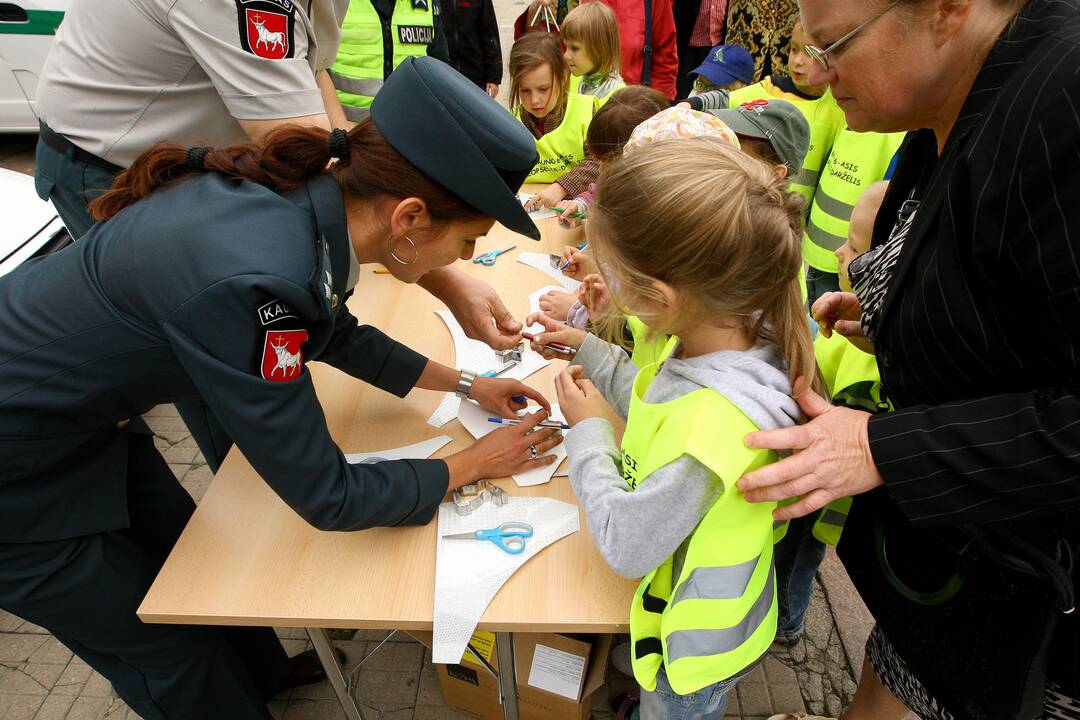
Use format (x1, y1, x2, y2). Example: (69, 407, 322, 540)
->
(626, 338, 778, 694)
(729, 79, 845, 212)
(515, 92, 594, 183)
(802, 127, 905, 272)
(330, 0, 435, 121)
(569, 73, 626, 111)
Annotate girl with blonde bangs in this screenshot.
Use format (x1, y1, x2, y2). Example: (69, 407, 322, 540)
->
(561, 3, 625, 105)
(529, 137, 819, 719)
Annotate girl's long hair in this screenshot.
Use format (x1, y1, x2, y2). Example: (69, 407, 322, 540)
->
(507, 32, 568, 113)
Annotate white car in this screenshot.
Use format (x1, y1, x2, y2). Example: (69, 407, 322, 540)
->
(0, 167, 69, 276)
(0, 1, 69, 132)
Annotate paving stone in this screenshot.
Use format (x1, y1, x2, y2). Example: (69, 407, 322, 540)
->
(0, 665, 50, 695)
(160, 445, 199, 464)
(409, 707, 475, 720)
(21, 664, 64, 691)
(353, 670, 419, 710)
(181, 480, 210, 503)
(769, 681, 807, 714)
(26, 638, 71, 665)
(79, 671, 115, 698)
(0, 635, 48, 663)
(737, 683, 773, 716)
(0, 611, 25, 633)
(13, 622, 48, 636)
(382, 710, 414, 720)
(167, 463, 192, 480)
(52, 661, 93, 696)
(276, 627, 309, 640)
(65, 696, 112, 720)
(32, 693, 76, 720)
(268, 699, 289, 719)
(181, 465, 213, 484)
(358, 640, 423, 673)
(290, 678, 336, 701)
(282, 699, 346, 720)
(1, 693, 45, 720)
(415, 671, 442, 707)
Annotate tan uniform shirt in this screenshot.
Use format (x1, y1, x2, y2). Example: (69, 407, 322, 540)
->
(37, 0, 348, 167)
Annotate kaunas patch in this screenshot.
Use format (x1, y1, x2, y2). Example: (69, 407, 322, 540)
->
(261, 329, 309, 382)
(257, 299, 298, 326)
(398, 25, 433, 45)
(236, 0, 296, 60)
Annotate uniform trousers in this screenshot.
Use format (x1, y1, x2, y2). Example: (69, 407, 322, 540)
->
(0, 434, 289, 719)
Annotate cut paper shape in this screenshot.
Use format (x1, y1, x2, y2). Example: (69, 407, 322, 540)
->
(435, 310, 549, 381)
(433, 496, 580, 664)
(427, 392, 461, 428)
(518, 192, 558, 220)
(458, 400, 568, 487)
(344, 435, 452, 464)
(526, 284, 570, 334)
(517, 251, 581, 293)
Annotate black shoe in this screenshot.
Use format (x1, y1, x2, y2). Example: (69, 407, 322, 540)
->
(285, 647, 346, 689)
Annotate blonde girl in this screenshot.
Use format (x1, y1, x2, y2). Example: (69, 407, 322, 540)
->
(529, 138, 817, 719)
(561, 2, 625, 106)
(509, 32, 596, 209)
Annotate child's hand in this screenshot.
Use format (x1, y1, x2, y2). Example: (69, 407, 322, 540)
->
(528, 182, 566, 210)
(525, 312, 587, 359)
(485, 83, 499, 98)
(558, 202, 587, 229)
(555, 368, 622, 430)
(578, 274, 611, 318)
(538, 289, 576, 321)
(811, 291, 874, 354)
(559, 245, 590, 280)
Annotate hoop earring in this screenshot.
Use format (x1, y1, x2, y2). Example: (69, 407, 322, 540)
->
(388, 234, 420, 266)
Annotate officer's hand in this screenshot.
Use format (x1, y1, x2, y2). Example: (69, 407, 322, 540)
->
(466, 408, 562, 481)
(470, 377, 551, 418)
(420, 268, 522, 350)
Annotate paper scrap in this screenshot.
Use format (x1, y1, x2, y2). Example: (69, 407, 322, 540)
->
(433, 497, 580, 664)
(519, 192, 558, 220)
(526, 284, 571, 333)
(517, 252, 581, 293)
(528, 644, 587, 700)
(344, 435, 452, 464)
(458, 400, 567, 487)
(435, 310, 549, 381)
(427, 392, 461, 428)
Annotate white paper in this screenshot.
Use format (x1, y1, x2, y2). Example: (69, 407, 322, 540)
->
(435, 310, 549, 380)
(458, 400, 567, 487)
(528, 644, 587, 700)
(517, 252, 581, 293)
(426, 392, 461, 428)
(519, 192, 558, 220)
(526, 284, 571, 333)
(433, 497, 580, 664)
(344, 435, 451, 464)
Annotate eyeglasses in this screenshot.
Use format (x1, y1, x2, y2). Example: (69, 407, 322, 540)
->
(803, 0, 902, 72)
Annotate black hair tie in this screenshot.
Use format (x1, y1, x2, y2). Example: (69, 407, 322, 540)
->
(185, 146, 210, 170)
(328, 128, 350, 160)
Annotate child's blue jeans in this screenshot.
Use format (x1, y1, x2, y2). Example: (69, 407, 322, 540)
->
(631, 665, 750, 720)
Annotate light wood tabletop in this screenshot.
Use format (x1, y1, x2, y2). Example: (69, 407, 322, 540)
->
(137, 202, 637, 634)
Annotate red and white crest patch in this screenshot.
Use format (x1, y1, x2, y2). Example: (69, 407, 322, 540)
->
(236, 0, 295, 60)
(261, 329, 308, 382)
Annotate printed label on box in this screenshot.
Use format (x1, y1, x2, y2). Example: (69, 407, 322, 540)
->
(462, 631, 496, 667)
(447, 664, 480, 686)
(527, 643, 586, 700)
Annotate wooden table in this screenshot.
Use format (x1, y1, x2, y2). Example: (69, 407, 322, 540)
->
(137, 205, 637, 719)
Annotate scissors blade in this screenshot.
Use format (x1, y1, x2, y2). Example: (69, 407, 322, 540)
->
(441, 531, 479, 540)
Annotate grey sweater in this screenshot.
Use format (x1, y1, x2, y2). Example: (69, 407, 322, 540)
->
(564, 333, 799, 579)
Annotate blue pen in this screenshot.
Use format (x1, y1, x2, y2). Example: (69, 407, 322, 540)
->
(488, 417, 570, 430)
(558, 241, 588, 272)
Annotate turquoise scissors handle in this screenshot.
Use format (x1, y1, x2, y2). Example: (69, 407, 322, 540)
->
(473, 245, 516, 266)
(476, 521, 534, 554)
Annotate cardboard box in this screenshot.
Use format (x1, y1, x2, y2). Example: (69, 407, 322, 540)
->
(408, 630, 612, 720)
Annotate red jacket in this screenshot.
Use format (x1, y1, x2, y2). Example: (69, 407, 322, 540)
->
(513, 0, 679, 100)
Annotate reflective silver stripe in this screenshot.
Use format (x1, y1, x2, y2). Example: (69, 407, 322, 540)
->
(343, 105, 371, 122)
(806, 216, 847, 251)
(671, 555, 760, 605)
(328, 71, 384, 98)
(818, 509, 847, 528)
(665, 563, 775, 663)
(813, 187, 856, 222)
(793, 167, 820, 187)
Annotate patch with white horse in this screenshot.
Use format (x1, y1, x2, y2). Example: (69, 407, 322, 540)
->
(236, 0, 296, 60)
(260, 329, 309, 382)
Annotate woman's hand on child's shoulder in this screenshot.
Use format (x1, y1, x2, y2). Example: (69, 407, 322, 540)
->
(525, 312, 587, 359)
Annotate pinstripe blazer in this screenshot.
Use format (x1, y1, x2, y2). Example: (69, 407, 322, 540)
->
(864, 0, 1080, 531)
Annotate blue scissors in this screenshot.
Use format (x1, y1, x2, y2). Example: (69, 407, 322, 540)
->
(442, 521, 534, 555)
(473, 245, 517, 267)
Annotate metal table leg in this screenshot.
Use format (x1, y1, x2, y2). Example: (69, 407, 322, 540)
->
(495, 631, 520, 720)
(306, 627, 364, 720)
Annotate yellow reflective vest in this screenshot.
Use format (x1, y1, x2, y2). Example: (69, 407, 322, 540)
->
(569, 73, 626, 111)
(330, 0, 435, 121)
(729, 78, 845, 212)
(802, 126, 905, 272)
(626, 316, 672, 369)
(515, 92, 594, 183)
(626, 339, 778, 694)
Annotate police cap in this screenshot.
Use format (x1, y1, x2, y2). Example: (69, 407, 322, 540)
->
(371, 57, 541, 240)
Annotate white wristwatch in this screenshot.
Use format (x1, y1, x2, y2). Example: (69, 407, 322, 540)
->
(456, 369, 478, 399)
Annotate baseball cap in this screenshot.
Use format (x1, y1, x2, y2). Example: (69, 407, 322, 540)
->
(689, 44, 755, 87)
(706, 99, 811, 175)
(371, 57, 541, 240)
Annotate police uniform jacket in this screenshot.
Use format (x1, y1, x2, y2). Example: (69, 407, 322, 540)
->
(0, 172, 449, 544)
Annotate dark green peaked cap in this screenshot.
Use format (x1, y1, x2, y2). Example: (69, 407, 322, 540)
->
(371, 57, 541, 241)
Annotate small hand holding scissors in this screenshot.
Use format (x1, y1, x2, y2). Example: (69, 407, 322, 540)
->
(473, 245, 517, 267)
(442, 521, 534, 554)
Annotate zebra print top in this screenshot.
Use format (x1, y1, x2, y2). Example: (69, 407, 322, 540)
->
(851, 187, 920, 342)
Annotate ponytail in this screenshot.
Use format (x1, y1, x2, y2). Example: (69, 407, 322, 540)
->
(89, 122, 484, 226)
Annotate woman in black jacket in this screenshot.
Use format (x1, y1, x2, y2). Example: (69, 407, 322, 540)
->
(741, 0, 1080, 718)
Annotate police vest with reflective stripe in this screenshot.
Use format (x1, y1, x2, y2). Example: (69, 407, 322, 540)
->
(516, 93, 594, 183)
(802, 127, 905, 272)
(626, 316, 672, 369)
(728, 80, 844, 212)
(625, 339, 779, 694)
(330, 0, 434, 121)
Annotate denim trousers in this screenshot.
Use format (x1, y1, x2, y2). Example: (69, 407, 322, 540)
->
(774, 513, 827, 638)
(634, 665, 750, 720)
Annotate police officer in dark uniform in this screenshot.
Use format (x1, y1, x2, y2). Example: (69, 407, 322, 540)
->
(0, 58, 560, 719)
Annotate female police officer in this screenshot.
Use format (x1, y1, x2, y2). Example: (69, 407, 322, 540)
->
(0, 57, 561, 719)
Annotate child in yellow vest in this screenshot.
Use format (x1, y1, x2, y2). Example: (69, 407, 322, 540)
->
(509, 33, 597, 210)
(534, 137, 817, 719)
(561, 2, 625, 106)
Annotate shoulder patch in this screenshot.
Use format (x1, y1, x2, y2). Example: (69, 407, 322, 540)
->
(257, 299, 298, 326)
(235, 0, 296, 60)
(261, 329, 309, 382)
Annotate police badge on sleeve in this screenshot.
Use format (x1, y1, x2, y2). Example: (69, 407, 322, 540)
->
(261, 329, 309, 382)
(235, 0, 296, 60)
